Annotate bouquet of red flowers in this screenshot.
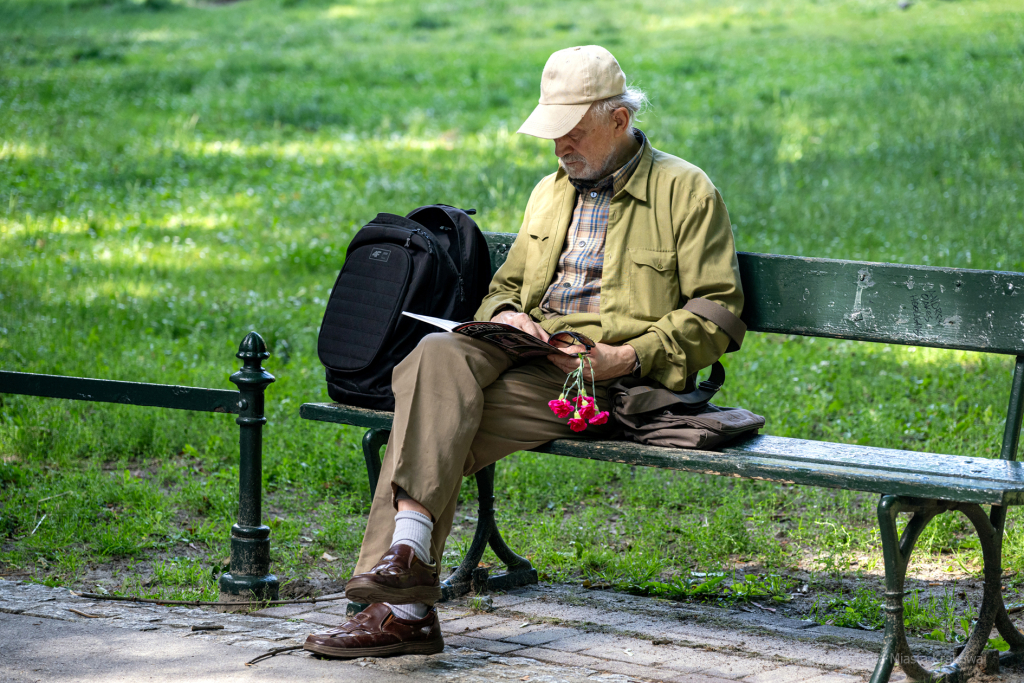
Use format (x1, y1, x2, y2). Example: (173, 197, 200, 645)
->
(547, 350, 610, 433)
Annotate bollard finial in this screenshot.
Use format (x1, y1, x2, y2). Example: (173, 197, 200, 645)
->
(236, 331, 270, 364)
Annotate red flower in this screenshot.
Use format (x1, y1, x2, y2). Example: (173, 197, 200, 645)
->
(548, 399, 573, 418)
(579, 401, 597, 420)
(568, 417, 587, 432)
(588, 411, 610, 425)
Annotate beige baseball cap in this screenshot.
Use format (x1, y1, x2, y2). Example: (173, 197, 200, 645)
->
(517, 45, 626, 139)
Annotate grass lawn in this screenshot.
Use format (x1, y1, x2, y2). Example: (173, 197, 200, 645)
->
(2, 0, 1024, 643)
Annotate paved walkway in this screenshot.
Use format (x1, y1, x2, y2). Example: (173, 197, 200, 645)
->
(1, 579, 1016, 682)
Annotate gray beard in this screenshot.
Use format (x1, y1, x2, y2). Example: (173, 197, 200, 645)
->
(558, 149, 617, 181)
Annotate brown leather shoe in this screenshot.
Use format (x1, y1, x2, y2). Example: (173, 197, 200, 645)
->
(344, 543, 441, 605)
(303, 602, 444, 658)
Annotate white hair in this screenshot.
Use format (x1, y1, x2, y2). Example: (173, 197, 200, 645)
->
(590, 85, 650, 131)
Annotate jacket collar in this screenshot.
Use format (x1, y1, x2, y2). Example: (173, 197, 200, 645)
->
(620, 134, 652, 202)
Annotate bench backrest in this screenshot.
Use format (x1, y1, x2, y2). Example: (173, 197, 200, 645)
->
(484, 232, 1024, 356)
(484, 230, 1024, 461)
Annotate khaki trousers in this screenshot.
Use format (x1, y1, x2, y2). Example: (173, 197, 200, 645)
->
(353, 333, 617, 573)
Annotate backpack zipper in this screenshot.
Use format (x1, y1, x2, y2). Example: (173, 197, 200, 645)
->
(404, 227, 465, 302)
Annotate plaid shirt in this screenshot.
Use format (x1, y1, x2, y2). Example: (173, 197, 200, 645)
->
(540, 130, 646, 317)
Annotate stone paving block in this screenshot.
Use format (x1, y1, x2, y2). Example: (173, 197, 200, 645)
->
(664, 673, 753, 683)
(753, 642, 878, 673)
(743, 664, 830, 682)
(250, 604, 310, 619)
(513, 646, 606, 670)
(506, 601, 635, 626)
(578, 635, 689, 666)
(799, 673, 865, 683)
(227, 639, 277, 649)
(697, 654, 779, 680)
(444, 634, 526, 654)
(664, 647, 752, 673)
(662, 622, 740, 648)
(299, 612, 348, 627)
(540, 631, 624, 653)
(470, 621, 547, 640)
(440, 613, 509, 634)
(504, 626, 581, 646)
(489, 592, 541, 608)
(318, 602, 354, 616)
(598, 659, 686, 681)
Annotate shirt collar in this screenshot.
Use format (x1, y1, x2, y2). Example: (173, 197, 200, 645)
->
(568, 129, 647, 195)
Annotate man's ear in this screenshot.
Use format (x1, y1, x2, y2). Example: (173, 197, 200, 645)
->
(611, 107, 631, 135)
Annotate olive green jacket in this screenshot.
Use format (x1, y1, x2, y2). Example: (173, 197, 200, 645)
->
(474, 138, 744, 391)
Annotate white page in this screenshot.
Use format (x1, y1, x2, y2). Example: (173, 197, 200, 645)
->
(401, 311, 459, 332)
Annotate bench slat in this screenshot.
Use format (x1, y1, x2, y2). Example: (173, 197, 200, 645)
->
(299, 403, 1024, 505)
(739, 253, 1024, 355)
(482, 232, 1024, 354)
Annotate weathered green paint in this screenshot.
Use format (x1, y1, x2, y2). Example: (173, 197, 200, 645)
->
(1001, 357, 1024, 461)
(870, 497, 1021, 682)
(300, 401, 394, 430)
(299, 404, 1024, 506)
(738, 253, 1024, 356)
(482, 232, 1024, 355)
(219, 332, 279, 602)
(0, 371, 239, 413)
(361, 429, 388, 498)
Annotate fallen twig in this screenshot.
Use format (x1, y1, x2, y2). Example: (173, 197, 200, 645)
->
(37, 491, 74, 505)
(245, 645, 304, 666)
(68, 608, 105, 618)
(1007, 604, 1024, 615)
(72, 591, 348, 607)
(29, 514, 47, 537)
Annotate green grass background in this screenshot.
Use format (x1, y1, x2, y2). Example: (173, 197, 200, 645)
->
(1, 0, 1023, 633)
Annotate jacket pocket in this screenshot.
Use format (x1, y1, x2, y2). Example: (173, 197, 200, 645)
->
(628, 248, 679, 320)
(522, 224, 551, 308)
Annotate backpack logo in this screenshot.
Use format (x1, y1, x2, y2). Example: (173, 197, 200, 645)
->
(369, 248, 391, 263)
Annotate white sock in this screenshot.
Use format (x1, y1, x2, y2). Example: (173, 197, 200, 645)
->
(391, 510, 433, 564)
(388, 601, 430, 620)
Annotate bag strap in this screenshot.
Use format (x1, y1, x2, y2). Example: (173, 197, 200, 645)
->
(683, 298, 746, 352)
(612, 361, 726, 416)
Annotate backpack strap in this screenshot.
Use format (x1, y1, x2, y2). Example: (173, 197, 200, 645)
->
(683, 298, 746, 352)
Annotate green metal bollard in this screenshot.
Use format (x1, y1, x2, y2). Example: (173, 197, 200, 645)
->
(219, 331, 279, 605)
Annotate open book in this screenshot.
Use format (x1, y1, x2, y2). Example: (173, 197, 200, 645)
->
(402, 312, 568, 362)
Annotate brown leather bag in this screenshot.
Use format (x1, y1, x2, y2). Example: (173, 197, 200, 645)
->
(608, 298, 765, 449)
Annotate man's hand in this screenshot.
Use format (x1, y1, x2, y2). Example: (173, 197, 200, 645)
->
(491, 310, 550, 342)
(548, 343, 637, 381)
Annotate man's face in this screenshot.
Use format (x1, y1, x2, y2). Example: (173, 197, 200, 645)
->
(554, 108, 625, 181)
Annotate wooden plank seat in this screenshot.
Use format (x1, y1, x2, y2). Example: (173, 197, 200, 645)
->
(301, 232, 1024, 683)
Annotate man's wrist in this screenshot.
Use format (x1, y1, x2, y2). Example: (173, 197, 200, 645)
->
(623, 344, 641, 377)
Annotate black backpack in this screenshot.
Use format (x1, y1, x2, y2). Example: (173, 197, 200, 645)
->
(317, 205, 492, 410)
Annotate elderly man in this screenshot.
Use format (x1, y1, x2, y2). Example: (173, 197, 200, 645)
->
(304, 45, 743, 658)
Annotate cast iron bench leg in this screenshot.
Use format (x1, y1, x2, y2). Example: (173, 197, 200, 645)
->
(870, 495, 1024, 683)
(356, 428, 537, 604)
(440, 463, 539, 601)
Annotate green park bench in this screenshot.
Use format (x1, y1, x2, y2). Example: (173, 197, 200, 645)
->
(301, 232, 1024, 683)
